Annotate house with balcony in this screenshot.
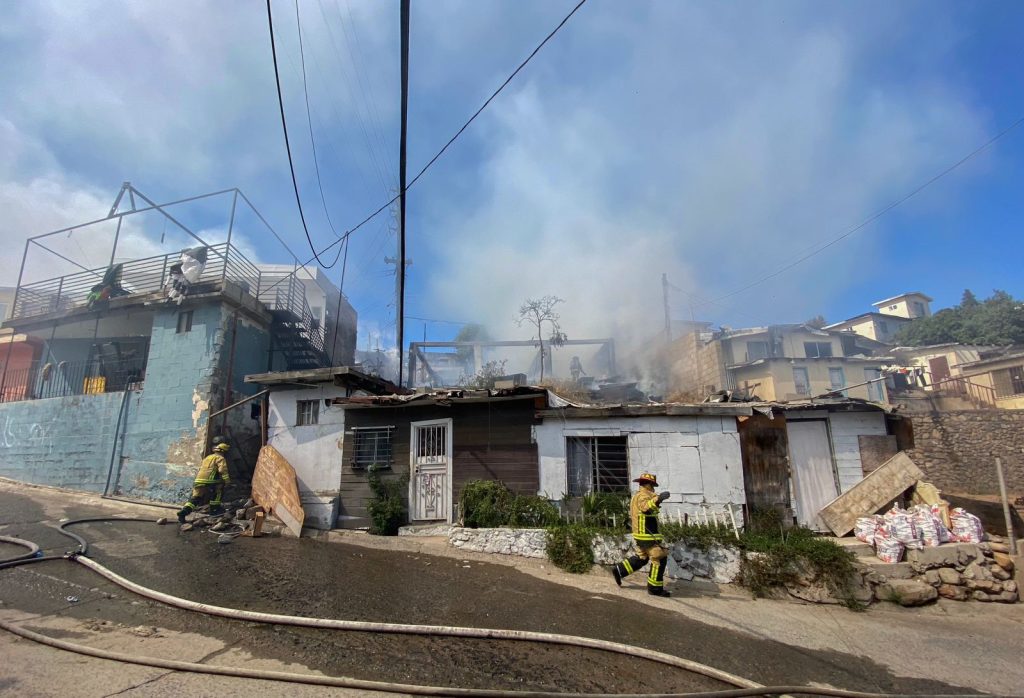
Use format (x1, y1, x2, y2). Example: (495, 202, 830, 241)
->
(0, 184, 356, 503)
(956, 348, 1024, 409)
(670, 324, 892, 403)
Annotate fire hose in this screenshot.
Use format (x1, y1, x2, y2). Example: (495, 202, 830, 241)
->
(0, 517, 1013, 698)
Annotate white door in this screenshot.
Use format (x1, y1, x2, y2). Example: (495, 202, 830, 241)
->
(410, 419, 452, 522)
(786, 420, 838, 531)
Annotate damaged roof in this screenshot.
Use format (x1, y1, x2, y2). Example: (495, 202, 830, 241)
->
(244, 366, 404, 394)
(332, 384, 571, 409)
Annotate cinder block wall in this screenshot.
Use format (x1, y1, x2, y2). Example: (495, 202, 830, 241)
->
(906, 410, 1024, 495)
(0, 391, 128, 491)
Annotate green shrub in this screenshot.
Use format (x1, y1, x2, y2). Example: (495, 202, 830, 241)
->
(367, 471, 408, 536)
(459, 480, 513, 528)
(459, 480, 561, 529)
(545, 524, 596, 573)
(580, 491, 629, 529)
(507, 495, 561, 528)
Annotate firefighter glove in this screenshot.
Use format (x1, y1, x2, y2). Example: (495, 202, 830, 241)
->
(656, 491, 671, 504)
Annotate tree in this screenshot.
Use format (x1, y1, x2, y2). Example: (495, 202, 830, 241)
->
(457, 359, 508, 390)
(805, 315, 827, 329)
(516, 295, 567, 383)
(894, 290, 1024, 346)
(454, 322, 490, 365)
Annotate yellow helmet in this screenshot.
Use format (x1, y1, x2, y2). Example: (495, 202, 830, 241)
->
(633, 472, 658, 486)
(214, 442, 230, 453)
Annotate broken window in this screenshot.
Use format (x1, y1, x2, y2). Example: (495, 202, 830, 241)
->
(746, 341, 770, 361)
(993, 366, 1024, 397)
(792, 367, 811, 395)
(566, 436, 629, 496)
(803, 341, 832, 358)
(296, 399, 319, 426)
(351, 426, 394, 470)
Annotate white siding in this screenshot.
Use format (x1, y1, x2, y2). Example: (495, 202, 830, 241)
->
(827, 411, 887, 493)
(266, 386, 349, 529)
(536, 414, 745, 523)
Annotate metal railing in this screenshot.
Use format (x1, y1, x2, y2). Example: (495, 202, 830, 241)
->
(933, 375, 998, 407)
(0, 356, 147, 404)
(8, 243, 324, 353)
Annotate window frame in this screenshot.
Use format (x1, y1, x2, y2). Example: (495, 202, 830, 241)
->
(176, 310, 194, 334)
(803, 341, 833, 358)
(351, 426, 395, 470)
(296, 399, 320, 426)
(746, 340, 770, 361)
(792, 366, 811, 395)
(993, 365, 1024, 398)
(565, 435, 629, 497)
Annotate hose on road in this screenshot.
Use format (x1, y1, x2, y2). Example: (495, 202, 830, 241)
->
(0, 516, 1010, 698)
(0, 535, 41, 565)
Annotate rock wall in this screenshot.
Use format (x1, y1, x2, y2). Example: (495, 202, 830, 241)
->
(906, 410, 1024, 495)
(446, 527, 742, 583)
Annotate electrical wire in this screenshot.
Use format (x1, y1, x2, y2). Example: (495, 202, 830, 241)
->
(705, 114, 1024, 306)
(267, 0, 336, 268)
(294, 0, 346, 267)
(261, 0, 589, 295)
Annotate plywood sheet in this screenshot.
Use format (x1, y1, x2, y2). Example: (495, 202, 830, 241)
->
(819, 452, 924, 536)
(252, 444, 305, 537)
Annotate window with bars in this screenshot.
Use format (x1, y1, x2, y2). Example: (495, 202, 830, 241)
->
(296, 399, 319, 426)
(803, 341, 833, 358)
(566, 436, 629, 496)
(351, 426, 394, 470)
(992, 366, 1024, 398)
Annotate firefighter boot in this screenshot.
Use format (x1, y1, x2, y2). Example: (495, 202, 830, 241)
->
(176, 508, 188, 524)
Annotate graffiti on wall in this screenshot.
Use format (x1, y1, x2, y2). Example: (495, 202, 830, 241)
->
(0, 414, 57, 456)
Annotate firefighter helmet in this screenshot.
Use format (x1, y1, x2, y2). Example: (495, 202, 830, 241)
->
(633, 472, 658, 486)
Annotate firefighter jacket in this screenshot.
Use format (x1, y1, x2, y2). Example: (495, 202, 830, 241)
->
(194, 453, 230, 485)
(629, 488, 662, 542)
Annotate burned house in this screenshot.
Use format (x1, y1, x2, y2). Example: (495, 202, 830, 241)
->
(0, 184, 355, 503)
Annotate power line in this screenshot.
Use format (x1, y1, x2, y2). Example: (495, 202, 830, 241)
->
(706, 114, 1024, 306)
(266, 0, 590, 290)
(294, 0, 345, 267)
(267, 0, 337, 268)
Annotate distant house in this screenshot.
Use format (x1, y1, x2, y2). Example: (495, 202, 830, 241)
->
(957, 349, 1024, 410)
(670, 324, 891, 403)
(824, 291, 932, 344)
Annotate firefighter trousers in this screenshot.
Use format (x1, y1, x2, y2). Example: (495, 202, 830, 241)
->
(614, 541, 668, 590)
(182, 483, 224, 512)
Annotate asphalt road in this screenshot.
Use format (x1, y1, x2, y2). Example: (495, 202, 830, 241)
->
(0, 482, 1012, 696)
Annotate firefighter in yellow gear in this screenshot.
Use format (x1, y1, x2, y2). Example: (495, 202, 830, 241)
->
(612, 472, 672, 597)
(177, 438, 231, 523)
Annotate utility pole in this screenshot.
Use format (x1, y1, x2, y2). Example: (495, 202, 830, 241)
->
(662, 273, 671, 347)
(397, 0, 410, 388)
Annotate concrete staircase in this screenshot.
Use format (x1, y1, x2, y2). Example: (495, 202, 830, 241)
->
(830, 536, 916, 579)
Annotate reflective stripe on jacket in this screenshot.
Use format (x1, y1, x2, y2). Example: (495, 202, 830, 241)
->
(630, 488, 661, 542)
(195, 453, 230, 485)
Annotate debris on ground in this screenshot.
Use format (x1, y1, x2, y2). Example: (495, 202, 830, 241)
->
(178, 497, 271, 539)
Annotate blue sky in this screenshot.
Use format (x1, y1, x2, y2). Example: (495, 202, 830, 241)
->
(1, 0, 1022, 356)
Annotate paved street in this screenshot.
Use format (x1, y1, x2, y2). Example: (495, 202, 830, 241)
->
(1, 478, 1022, 696)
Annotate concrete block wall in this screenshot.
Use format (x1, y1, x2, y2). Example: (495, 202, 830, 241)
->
(906, 410, 1024, 495)
(0, 391, 129, 492)
(114, 303, 227, 502)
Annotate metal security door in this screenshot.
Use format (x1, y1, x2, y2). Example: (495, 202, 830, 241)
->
(787, 420, 839, 531)
(410, 419, 452, 522)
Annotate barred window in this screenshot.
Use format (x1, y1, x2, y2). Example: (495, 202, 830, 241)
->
(352, 426, 394, 470)
(566, 436, 629, 496)
(993, 366, 1024, 398)
(296, 399, 319, 426)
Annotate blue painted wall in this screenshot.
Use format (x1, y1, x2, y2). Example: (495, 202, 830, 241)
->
(0, 391, 130, 492)
(0, 298, 276, 503)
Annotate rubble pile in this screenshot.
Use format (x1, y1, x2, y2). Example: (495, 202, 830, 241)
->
(179, 497, 269, 539)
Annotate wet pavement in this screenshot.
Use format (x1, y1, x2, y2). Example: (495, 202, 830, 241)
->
(0, 486, 988, 695)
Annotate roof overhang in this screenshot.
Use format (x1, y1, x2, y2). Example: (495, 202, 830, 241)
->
(244, 365, 404, 394)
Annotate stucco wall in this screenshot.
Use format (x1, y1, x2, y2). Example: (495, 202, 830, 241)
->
(0, 391, 129, 491)
(906, 409, 1024, 495)
(536, 414, 746, 522)
(266, 385, 350, 529)
(732, 360, 885, 402)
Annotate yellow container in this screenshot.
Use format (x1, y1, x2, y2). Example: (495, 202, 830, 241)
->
(83, 376, 106, 394)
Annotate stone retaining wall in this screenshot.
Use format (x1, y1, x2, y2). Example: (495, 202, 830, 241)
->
(445, 526, 742, 583)
(906, 410, 1024, 495)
